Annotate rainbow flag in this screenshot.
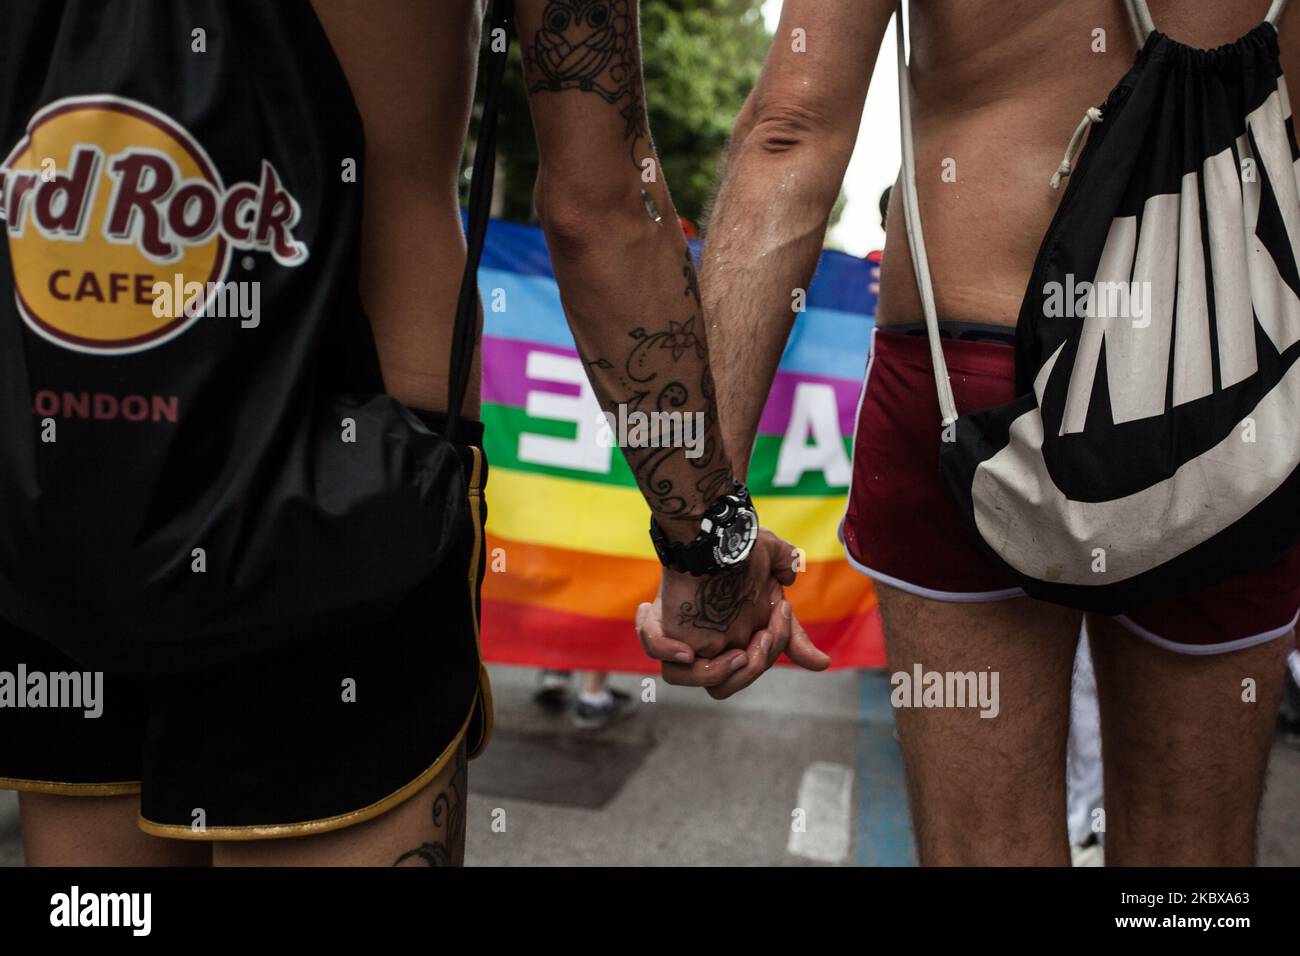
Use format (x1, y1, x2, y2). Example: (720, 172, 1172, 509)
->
(477, 218, 883, 672)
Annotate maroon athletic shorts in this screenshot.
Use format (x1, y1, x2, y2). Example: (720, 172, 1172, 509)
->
(841, 328, 1300, 654)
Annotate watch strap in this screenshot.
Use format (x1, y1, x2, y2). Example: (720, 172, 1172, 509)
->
(649, 480, 755, 575)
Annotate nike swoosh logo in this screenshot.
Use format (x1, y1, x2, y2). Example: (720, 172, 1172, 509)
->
(971, 342, 1300, 585)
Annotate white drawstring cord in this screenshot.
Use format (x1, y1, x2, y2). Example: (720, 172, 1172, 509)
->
(1050, 107, 1103, 190)
(896, 3, 958, 426)
(1125, 0, 1156, 44)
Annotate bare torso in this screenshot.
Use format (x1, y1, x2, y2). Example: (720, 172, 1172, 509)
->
(305, 0, 1300, 394)
(309, 0, 482, 416)
(878, 0, 1300, 329)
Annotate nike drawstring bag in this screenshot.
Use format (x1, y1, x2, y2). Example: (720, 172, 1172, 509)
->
(896, 0, 1300, 613)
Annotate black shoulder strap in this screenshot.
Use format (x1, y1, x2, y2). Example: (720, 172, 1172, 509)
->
(446, 0, 515, 443)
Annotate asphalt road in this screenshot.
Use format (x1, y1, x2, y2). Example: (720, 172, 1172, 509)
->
(1, 663, 1297, 866)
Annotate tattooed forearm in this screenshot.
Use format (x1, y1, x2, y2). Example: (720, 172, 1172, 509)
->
(392, 743, 467, 867)
(677, 564, 758, 632)
(582, 249, 731, 520)
(524, 0, 736, 527)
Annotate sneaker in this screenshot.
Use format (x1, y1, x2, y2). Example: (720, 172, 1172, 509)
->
(534, 670, 572, 709)
(573, 687, 632, 730)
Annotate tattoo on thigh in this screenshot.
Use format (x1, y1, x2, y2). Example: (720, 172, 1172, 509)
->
(678, 564, 757, 633)
(392, 744, 467, 867)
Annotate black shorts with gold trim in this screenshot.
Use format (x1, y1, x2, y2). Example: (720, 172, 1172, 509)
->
(0, 415, 492, 841)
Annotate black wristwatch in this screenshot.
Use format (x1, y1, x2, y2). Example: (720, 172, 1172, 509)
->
(649, 479, 759, 575)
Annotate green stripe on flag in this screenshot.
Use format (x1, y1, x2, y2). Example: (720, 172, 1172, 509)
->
(481, 402, 853, 497)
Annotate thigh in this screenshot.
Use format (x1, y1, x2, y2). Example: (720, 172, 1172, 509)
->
(215, 739, 467, 867)
(1087, 615, 1293, 866)
(877, 581, 1082, 865)
(19, 793, 210, 867)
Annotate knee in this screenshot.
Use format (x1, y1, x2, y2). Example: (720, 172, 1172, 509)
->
(908, 777, 1071, 866)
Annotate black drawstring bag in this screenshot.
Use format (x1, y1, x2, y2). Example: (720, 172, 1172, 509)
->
(0, 0, 513, 673)
(898, 0, 1300, 613)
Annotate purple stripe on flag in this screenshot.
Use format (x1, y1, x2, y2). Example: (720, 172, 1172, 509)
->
(481, 335, 582, 408)
(482, 335, 863, 436)
(756, 370, 863, 437)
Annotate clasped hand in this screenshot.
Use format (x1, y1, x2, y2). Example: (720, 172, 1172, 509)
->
(635, 529, 831, 699)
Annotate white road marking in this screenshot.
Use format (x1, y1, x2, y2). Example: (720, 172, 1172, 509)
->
(787, 761, 853, 864)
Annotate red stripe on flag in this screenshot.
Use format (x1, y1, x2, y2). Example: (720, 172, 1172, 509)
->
(480, 598, 884, 673)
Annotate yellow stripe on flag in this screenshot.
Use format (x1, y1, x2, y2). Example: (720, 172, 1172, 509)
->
(484, 468, 850, 562)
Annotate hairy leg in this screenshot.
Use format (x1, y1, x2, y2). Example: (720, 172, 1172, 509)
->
(214, 739, 468, 867)
(19, 793, 211, 866)
(1087, 616, 1292, 866)
(877, 582, 1082, 865)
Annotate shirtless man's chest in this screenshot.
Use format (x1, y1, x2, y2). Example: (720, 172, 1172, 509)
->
(878, 0, 1300, 330)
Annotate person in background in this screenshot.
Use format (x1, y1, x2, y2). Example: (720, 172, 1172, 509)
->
(866, 187, 890, 296)
(535, 670, 631, 730)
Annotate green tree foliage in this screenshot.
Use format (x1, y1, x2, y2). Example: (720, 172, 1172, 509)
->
(639, 0, 770, 227)
(470, 0, 771, 228)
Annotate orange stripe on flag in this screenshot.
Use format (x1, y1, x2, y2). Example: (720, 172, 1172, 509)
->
(483, 532, 877, 623)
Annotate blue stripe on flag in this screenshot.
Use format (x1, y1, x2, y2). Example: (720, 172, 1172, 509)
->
(481, 269, 875, 381)
(472, 214, 879, 317)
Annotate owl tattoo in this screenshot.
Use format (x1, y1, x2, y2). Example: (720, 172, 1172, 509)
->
(527, 0, 634, 104)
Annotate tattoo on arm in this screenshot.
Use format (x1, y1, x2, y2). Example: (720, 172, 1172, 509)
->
(526, 0, 648, 168)
(678, 564, 758, 632)
(392, 742, 467, 867)
(584, 248, 731, 520)
(527, 2, 730, 523)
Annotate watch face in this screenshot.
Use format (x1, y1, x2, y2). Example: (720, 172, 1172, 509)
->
(714, 507, 758, 566)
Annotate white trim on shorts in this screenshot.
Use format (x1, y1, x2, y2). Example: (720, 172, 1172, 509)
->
(842, 544, 1298, 652)
(840, 540, 1026, 603)
(1112, 609, 1300, 656)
